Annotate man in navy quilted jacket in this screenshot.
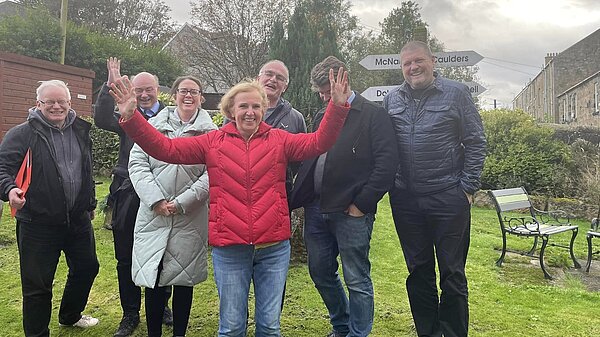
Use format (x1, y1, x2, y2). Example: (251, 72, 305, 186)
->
(383, 41, 486, 337)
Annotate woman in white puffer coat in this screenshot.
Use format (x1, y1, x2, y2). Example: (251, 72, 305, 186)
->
(128, 76, 217, 337)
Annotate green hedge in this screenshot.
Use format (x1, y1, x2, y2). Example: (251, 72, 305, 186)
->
(81, 116, 119, 177)
(480, 109, 574, 196)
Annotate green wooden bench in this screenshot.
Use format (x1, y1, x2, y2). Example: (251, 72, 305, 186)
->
(586, 218, 600, 272)
(489, 187, 581, 279)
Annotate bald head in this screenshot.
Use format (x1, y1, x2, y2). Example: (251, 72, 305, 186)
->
(131, 72, 159, 109)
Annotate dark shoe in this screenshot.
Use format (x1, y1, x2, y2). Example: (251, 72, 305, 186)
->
(326, 331, 346, 337)
(162, 306, 173, 326)
(113, 314, 140, 337)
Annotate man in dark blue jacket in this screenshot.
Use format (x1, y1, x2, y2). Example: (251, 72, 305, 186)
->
(94, 58, 170, 337)
(383, 41, 486, 337)
(290, 56, 398, 337)
(0, 80, 99, 336)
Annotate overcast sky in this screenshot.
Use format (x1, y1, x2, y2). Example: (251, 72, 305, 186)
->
(165, 0, 600, 109)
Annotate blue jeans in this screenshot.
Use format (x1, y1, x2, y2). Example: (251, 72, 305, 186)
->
(304, 203, 375, 337)
(212, 240, 290, 337)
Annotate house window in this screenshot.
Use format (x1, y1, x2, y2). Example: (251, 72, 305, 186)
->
(573, 93, 577, 120)
(563, 99, 567, 123)
(595, 82, 599, 115)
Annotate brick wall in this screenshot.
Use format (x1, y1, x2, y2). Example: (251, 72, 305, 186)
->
(0, 52, 95, 140)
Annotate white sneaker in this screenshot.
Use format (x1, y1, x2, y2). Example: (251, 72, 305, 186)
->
(60, 315, 99, 328)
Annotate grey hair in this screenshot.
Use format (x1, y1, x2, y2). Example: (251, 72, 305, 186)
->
(36, 80, 71, 100)
(310, 56, 347, 92)
(259, 60, 290, 84)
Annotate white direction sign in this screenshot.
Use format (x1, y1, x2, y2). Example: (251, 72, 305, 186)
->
(433, 51, 483, 67)
(359, 51, 483, 70)
(464, 81, 487, 97)
(359, 54, 401, 70)
(361, 81, 486, 101)
(361, 86, 398, 101)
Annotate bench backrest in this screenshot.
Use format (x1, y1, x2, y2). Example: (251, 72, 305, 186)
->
(489, 187, 532, 212)
(488, 187, 536, 227)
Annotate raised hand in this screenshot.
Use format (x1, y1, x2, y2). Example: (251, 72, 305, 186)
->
(330, 67, 350, 107)
(107, 57, 121, 85)
(109, 76, 137, 121)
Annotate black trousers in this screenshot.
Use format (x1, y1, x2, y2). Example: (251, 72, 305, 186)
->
(389, 185, 471, 337)
(112, 183, 142, 315)
(17, 215, 99, 337)
(145, 259, 193, 337)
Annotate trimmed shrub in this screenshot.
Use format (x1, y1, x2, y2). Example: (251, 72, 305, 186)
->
(480, 109, 573, 196)
(81, 115, 119, 176)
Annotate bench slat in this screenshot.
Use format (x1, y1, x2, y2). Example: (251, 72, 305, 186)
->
(490, 187, 526, 197)
(497, 200, 532, 211)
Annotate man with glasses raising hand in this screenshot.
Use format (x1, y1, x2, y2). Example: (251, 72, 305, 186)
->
(94, 58, 172, 337)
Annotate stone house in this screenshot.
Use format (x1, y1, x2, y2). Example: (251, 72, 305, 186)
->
(513, 28, 600, 125)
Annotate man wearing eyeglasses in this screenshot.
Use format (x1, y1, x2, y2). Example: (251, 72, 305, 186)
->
(0, 80, 100, 335)
(257, 60, 307, 194)
(94, 58, 171, 337)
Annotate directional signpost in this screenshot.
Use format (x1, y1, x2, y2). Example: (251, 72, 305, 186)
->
(359, 50, 484, 70)
(359, 50, 486, 101)
(433, 51, 483, 68)
(361, 82, 486, 102)
(463, 81, 487, 97)
(361, 85, 398, 101)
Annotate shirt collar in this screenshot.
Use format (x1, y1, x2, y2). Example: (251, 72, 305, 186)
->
(347, 91, 356, 105)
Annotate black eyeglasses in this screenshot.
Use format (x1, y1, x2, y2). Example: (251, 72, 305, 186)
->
(39, 100, 69, 106)
(177, 88, 201, 96)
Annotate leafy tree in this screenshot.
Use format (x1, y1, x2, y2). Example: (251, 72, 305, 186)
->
(0, 9, 182, 90)
(0, 8, 61, 62)
(480, 109, 573, 196)
(181, 0, 294, 92)
(16, 0, 176, 44)
(269, 0, 349, 120)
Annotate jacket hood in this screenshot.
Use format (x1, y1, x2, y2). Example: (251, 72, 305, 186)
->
(28, 107, 77, 130)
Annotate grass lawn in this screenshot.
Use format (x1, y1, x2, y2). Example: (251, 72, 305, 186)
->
(0, 176, 599, 336)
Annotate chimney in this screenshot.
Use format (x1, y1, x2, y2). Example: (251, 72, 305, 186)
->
(545, 52, 556, 66)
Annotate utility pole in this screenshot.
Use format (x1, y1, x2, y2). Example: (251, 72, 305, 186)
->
(59, 0, 68, 64)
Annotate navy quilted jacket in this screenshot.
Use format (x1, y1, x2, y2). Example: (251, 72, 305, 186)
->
(383, 74, 486, 195)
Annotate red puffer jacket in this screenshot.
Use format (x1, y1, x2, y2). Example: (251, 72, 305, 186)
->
(121, 101, 349, 246)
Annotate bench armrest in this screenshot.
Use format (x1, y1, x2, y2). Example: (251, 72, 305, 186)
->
(505, 216, 540, 233)
(532, 207, 572, 225)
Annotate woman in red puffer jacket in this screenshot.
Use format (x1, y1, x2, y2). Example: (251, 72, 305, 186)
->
(111, 69, 350, 337)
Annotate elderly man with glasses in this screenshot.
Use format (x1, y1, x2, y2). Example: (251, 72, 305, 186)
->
(0, 80, 100, 336)
(94, 58, 172, 337)
(256, 60, 307, 193)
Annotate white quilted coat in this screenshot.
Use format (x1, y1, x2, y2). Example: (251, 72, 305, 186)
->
(129, 106, 217, 288)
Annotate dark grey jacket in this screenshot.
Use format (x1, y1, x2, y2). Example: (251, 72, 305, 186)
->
(383, 74, 486, 195)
